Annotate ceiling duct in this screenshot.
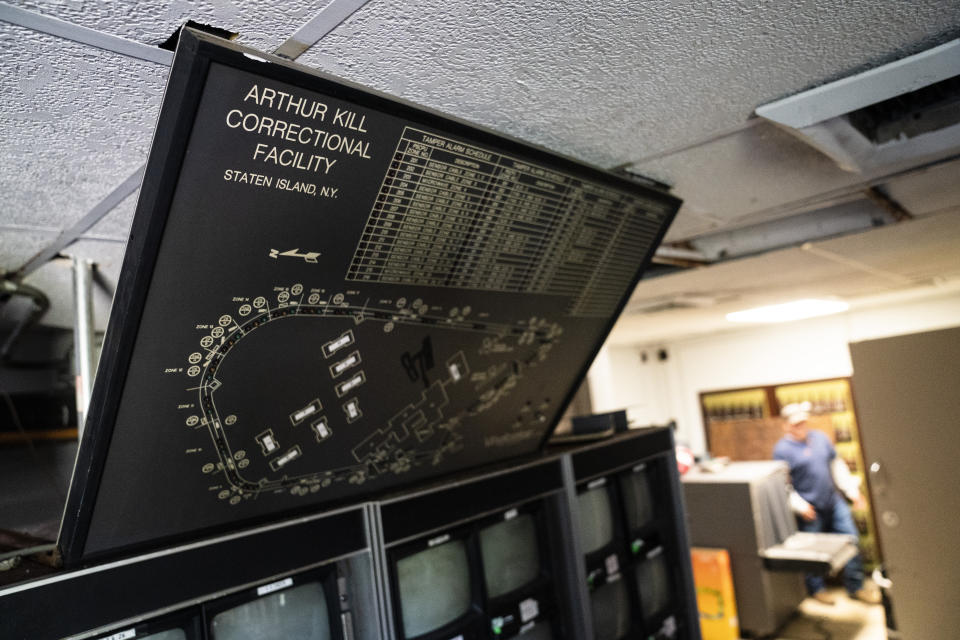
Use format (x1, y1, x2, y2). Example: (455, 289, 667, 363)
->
(684, 197, 900, 262)
(756, 39, 960, 174)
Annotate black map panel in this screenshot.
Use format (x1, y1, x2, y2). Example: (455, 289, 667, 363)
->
(61, 32, 678, 562)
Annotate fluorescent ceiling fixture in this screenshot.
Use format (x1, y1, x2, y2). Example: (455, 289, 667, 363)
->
(726, 299, 849, 323)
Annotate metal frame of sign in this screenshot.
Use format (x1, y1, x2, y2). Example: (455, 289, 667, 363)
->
(58, 29, 679, 566)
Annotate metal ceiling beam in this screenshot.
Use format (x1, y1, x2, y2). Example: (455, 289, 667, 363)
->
(273, 0, 375, 60)
(650, 246, 711, 269)
(863, 186, 914, 222)
(14, 167, 144, 280)
(0, 2, 173, 66)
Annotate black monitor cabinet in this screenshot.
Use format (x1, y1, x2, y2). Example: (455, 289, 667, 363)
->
(567, 429, 700, 640)
(1, 428, 699, 640)
(0, 506, 378, 640)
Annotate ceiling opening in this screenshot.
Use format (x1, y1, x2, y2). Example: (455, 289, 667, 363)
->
(847, 75, 960, 145)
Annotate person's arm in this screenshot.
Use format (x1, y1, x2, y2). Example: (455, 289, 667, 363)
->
(824, 431, 862, 504)
(789, 489, 817, 521)
(831, 455, 864, 507)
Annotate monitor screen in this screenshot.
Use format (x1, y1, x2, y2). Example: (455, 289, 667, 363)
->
(397, 539, 472, 638)
(577, 485, 614, 554)
(138, 632, 186, 640)
(516, 620, 554, 639)
(635, 551, 671, 621)
(622, 469, 655, 532)
(210, 582, 331, 640)
(137, 629, 187, 640)
(590, 580, 630, 640)
(479, 514, 541, 598)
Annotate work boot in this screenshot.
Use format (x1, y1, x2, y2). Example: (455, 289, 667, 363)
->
(812, 591, 836, 605)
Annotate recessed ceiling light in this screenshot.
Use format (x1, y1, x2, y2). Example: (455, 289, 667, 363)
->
(726, 299, 849, 323)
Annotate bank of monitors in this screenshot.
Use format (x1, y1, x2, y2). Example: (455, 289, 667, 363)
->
(204, 566, 345, 640)
(389, 503, 559, 639)
(577, 459, 682, 640)
(93, 609, 202, 640)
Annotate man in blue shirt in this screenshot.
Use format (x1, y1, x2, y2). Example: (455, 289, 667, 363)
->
(773, 402, 878, 605)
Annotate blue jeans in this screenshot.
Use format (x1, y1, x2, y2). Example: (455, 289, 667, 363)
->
(797, 492, 864, 595)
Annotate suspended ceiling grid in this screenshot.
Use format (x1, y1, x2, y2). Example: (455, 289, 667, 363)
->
(13, 0, 327, 52)
(1, 0, 959, 334)
(0, 21, 162, 232)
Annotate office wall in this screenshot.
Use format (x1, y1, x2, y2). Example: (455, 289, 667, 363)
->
(588, 289, 960, 454)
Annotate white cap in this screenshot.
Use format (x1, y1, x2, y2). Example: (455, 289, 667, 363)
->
(781, 401, 811, 425)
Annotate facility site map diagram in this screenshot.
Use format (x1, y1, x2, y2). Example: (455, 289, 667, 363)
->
(67, 43, 678, 559)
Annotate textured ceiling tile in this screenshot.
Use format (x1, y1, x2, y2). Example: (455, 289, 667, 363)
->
(883, 159, 960, 217)
(298, 0, 960, 167)
(814, 210, 960, 284)
(0, 228, 57, 274)
(634, 122, 863, 238)
(11, 0, 333, 51)
(0, 22, 163, 231)
(662, 207, 725, 243)
(630, 247, 868, 305)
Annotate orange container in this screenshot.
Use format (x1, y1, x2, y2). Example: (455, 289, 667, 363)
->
(690, 547, 739, 640)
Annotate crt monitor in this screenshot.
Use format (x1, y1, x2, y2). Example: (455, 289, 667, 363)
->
(589, 579, 631, 640)
(514, 620, 555, 639)
(477, 507, 558, 638)
(621, 463, 656, 535)
(576, 483, 616, 556)
(479, 512, 541, 598)
(394, 536, 475, 639)
(94, 609, 202, 640)
(96, 626, 194, 640)
(125, 632, 186, 640)
(206, 568, 342, 640)
(635, 547, 673, 624)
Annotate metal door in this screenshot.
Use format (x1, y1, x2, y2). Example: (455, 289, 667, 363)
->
(849, 326, 960, 639)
